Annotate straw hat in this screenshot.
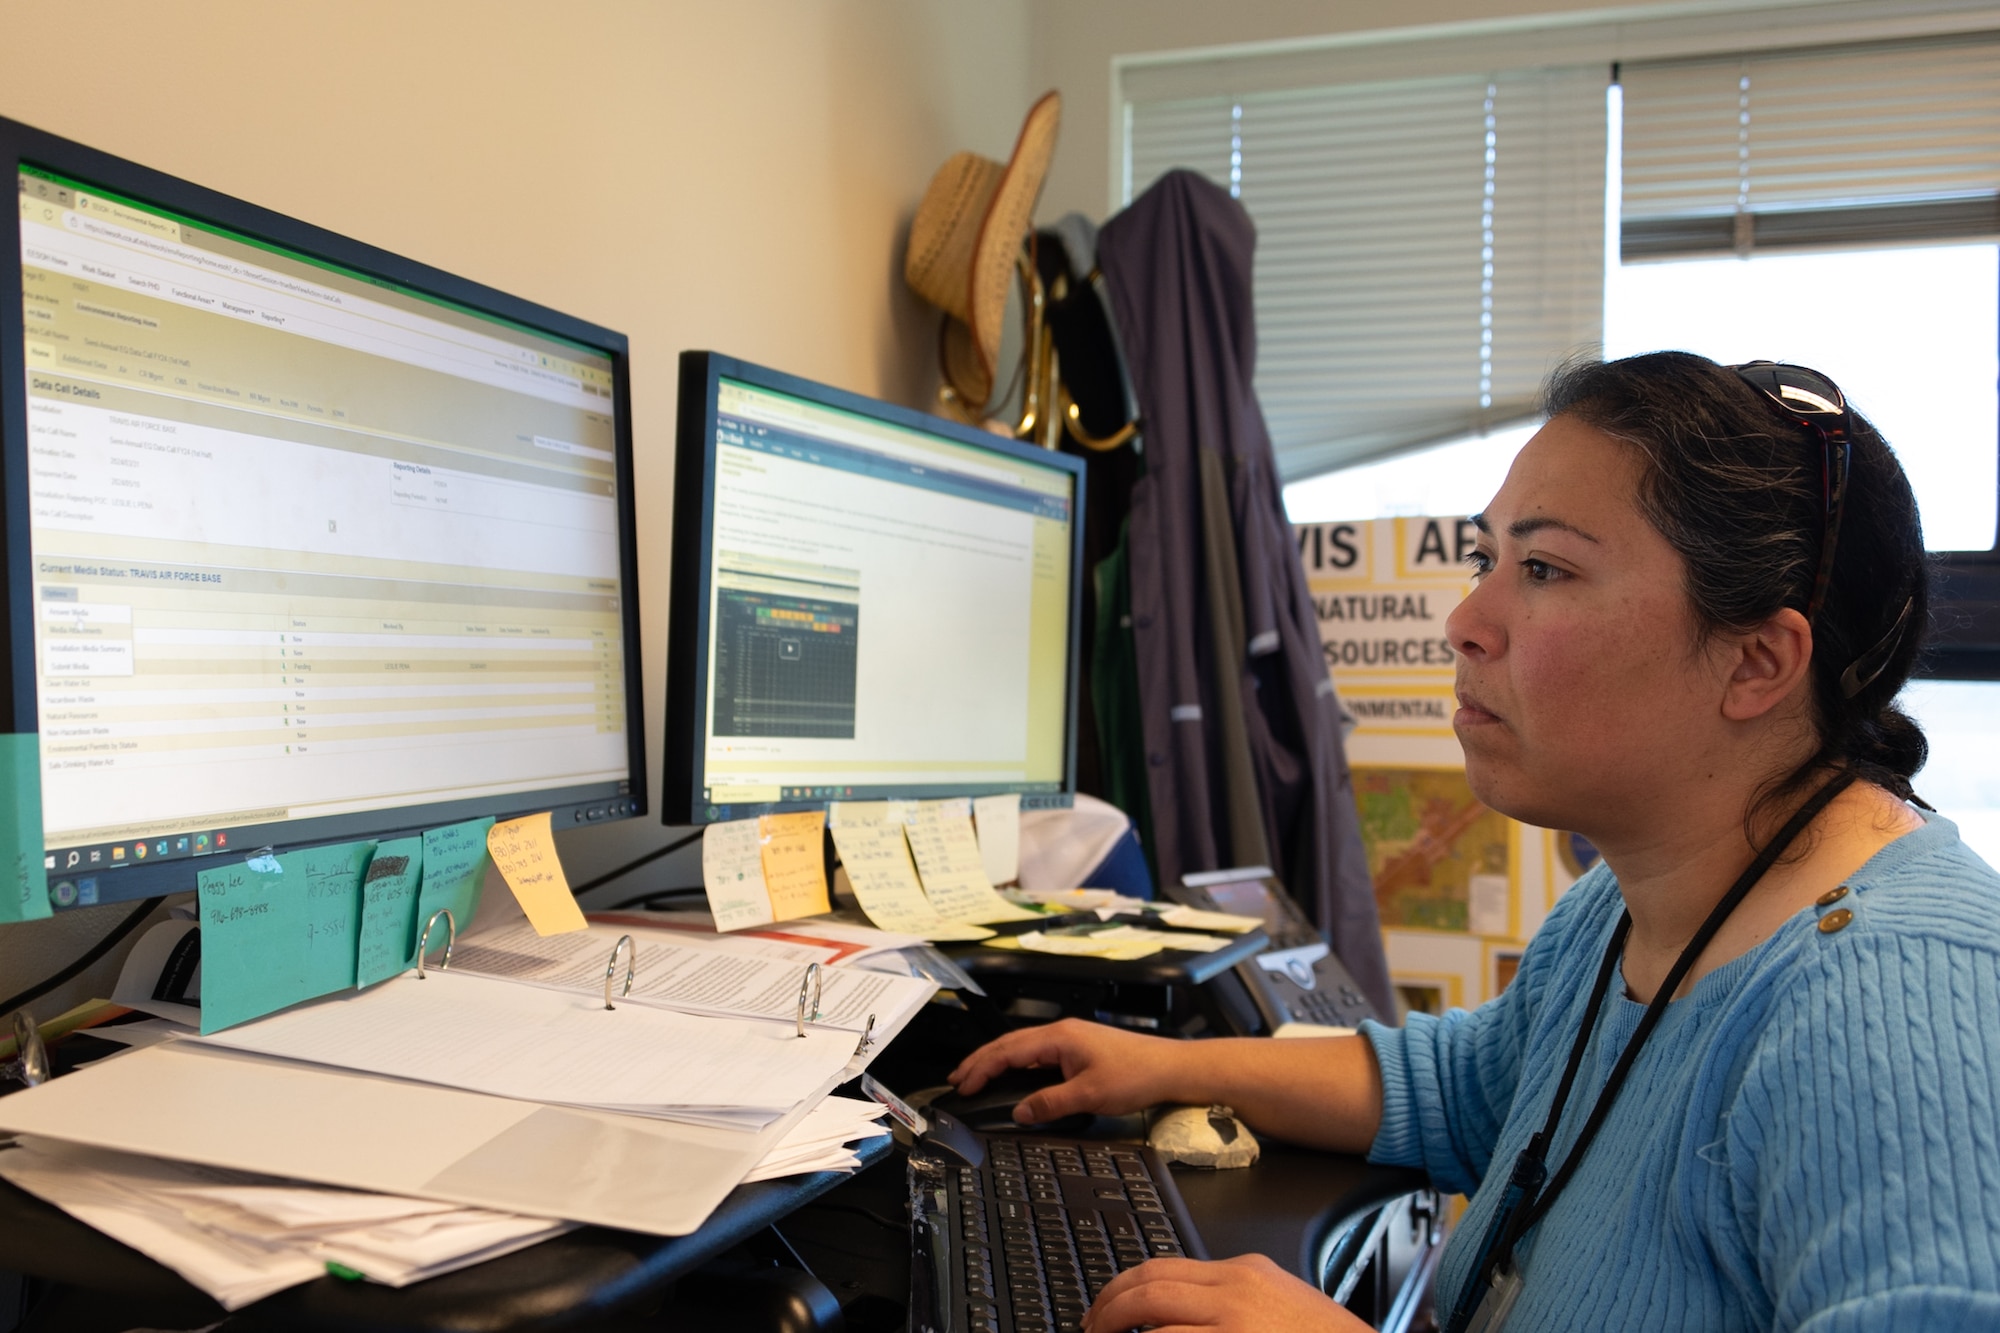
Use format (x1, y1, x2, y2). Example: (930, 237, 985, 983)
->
(905, 91, 1062, 409)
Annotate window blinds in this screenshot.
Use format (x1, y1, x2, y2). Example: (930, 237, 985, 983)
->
(1123, 66, 1606, 480)
(1622, 36, 2000, 259)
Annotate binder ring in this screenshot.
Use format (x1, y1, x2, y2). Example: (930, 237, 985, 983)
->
(603, 934, 636, 1010)
(853, 1013, 877, 1059)
(3, 1011, 49, 1089)
(796, 962, 824, 1038)
(416, 908, 456, 978)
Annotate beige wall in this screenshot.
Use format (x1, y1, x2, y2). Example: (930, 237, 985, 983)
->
(0, 0, 1031, 1015)
(1029, 0, 1650, 222)
(0, 0, 1750, 1021)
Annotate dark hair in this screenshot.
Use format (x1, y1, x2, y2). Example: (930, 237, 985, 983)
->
(1542, 351, 1929, 807)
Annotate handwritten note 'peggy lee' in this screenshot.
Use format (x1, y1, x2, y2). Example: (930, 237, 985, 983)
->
(196, 840, 377, 1033)
(486, 813, 586, 936)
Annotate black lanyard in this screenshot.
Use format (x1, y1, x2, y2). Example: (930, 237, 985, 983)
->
(1443, 770, 1857, 1333)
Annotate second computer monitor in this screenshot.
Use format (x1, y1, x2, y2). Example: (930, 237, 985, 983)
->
(665, 352, 1083, 825)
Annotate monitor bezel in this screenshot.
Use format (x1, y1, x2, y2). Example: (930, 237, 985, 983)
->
(664, 350, 1086, 826)
(0, 115, 649, 907)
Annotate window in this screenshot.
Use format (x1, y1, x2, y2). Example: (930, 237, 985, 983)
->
(1122, 14, 2000, 847)
(1124, 67, 1605, 479)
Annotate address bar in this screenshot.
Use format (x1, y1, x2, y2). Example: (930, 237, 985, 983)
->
(28, 214, 591, 410)
(60, 210, 539, 367)
(31, 218, 584, 410)
(722, 389, 1038, 489)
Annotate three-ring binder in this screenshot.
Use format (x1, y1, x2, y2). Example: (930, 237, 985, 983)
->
(415, 908, 456, 977)
(796, 962, 823, 1037)
(603, 934, 636, 1010)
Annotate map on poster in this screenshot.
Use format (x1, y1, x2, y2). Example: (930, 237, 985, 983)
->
(1354, 766, 1511, 935)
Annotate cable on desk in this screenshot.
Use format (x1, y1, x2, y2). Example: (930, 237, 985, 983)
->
(570, 827, 706, 897)
(0, 896, 164, 1021)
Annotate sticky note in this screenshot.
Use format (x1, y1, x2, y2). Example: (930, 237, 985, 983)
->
(486, 813, 586, 936)
(830, 822, 992, 942)
(760, 809, 830, 921)
(197, 839, 376, 1033)
(0, 735, 49, 923)
(973, 793, 1021, 887)
(417, 817, 495, 956)
(354, 837, 424, 988)
(703, 816, 774, 932)
(905, 800, 1035, 925)
(828, 800, 908, 828)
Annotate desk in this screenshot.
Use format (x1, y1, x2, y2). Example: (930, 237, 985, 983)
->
(0, 1018, 1436, 1331)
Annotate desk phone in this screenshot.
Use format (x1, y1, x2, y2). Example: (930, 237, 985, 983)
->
(1167, 868, 1377, 1033)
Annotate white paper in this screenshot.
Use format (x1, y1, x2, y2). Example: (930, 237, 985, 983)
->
(702, 816, 775, 932)
(1468, 873, 1511, 938)
(973, 793, 1022, 886)
(452, 920, 933, 1037)
(0, 1137, 569, 1310)
(0, 1041, 781, 1236)
(585, 913, 840, 966)
(1155, 904, 1263, 934)
(740, 1095, 890, 1183)
(109, 919, 203, 1025)
(196, 970, 854, 1129)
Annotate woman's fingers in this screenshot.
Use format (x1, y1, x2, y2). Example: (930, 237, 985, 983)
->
(1084, 1273, 1227, 1333)
(1083, 1254, 1362, 1333)
(948, 1019, 1092, 1093)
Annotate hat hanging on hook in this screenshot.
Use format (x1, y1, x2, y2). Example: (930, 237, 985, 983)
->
(904, 91, 1061, 414)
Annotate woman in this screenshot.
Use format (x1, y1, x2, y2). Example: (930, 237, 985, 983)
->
(950, 353, 2000, 1331)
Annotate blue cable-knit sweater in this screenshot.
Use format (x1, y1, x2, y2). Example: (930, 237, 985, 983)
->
(1362, 814, 2000, 1331)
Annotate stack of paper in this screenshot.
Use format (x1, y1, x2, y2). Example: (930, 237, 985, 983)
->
(196, 971, 856, 1131)
(0, 1136, 570, 1310)
(741, 1096, 891, 1183)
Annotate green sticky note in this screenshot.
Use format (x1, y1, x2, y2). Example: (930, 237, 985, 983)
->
(417, 817, 495, 957)
(197, 839, 375, 1034)
(0, 736, 50, 924)
(354, 836, 424, 989)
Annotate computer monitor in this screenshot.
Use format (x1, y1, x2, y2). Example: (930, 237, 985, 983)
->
(664, 352, 1084, 825)
(2, 116, 646, 910)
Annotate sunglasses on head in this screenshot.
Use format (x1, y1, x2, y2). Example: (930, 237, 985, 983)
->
(1731, 361, 1852, 627)
(1730, 361, 1912, 700)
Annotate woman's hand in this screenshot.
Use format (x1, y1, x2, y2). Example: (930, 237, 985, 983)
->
(948, 1018, 1196, 1124)
(1082, 1254, 1369, 1332)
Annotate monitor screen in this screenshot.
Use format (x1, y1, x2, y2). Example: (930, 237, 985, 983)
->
(664, 352, 1083, 824)
(4, 118, 646, 909)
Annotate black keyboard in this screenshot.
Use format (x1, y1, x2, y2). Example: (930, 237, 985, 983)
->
(909, 1128, 1207, 1333)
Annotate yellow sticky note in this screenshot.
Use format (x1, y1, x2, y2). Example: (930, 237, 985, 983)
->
(703, 816, 774, 932)
(486, 813, 587, 936)
(759, 810, 831, 921)
(904, 801, 1036, 925)
(830, 822, 993, 942)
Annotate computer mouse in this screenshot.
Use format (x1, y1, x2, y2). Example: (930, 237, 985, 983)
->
(932, 1066, 1095, 1135)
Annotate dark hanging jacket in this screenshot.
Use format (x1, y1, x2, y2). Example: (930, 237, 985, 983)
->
(1095, 169, 1393, 1018)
